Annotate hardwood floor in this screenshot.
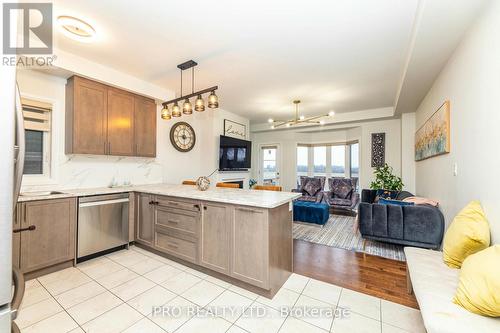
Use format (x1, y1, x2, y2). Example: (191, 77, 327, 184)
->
(293, 239, 418, 309)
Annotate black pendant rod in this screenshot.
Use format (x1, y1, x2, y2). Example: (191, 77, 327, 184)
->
(162, 86, 218, 107)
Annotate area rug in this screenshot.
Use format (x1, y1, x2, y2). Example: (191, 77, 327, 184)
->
(293, 214, 406, 261)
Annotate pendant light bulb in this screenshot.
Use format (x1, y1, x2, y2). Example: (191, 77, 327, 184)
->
(183, 98, 192, 115)
(172, 102, 181, 117)
(161, 105, 171, 120)
(195, 94, 205, 112)
(208, 91, 219, 109)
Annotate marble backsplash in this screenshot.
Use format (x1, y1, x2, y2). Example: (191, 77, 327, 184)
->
(21, 154, 164, 192)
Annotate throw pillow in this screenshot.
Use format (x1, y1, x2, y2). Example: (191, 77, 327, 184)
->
(303, 178, 321, 197)
(330, 178, 353, 199)
(443, 201, 490, 268)
(375, 189, 400, 200)
(453, 245, 500, 317)
(378, 198, 415, 206)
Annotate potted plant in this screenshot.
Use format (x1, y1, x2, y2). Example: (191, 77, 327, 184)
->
(370, 163, 403, 199)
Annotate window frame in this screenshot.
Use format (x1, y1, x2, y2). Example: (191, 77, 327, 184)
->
(20, 96, 55, 186)
(296, 141, 359, 190)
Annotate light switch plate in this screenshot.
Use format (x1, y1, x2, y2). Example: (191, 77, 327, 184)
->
(453, 163, 458, 176)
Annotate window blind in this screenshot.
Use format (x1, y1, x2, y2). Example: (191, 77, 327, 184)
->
(21, 98, 51, 132)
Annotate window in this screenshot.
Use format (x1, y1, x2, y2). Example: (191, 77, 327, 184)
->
(296, 146, 308, 183)
(22, 98, 52, 177)
(331, 145, 345, 177)
(350, 143, 359, 178)
(296, 142, 360, 190)
(313, 146, 327, 177)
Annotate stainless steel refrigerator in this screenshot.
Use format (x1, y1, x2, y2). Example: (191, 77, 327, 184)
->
(1, 72, 26, 333)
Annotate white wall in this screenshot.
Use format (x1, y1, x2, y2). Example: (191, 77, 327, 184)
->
(250, 118, 402, 191)
(17, 69, 249, 191)
(401, 112, 416, 194)
(415, 0, 500, 243)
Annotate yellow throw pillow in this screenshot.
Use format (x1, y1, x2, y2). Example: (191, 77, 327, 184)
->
(443, 201, 490, 268)
(453, 245, 500, 317)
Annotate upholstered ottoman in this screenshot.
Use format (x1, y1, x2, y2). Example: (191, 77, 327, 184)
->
(293, 201, 329, 225)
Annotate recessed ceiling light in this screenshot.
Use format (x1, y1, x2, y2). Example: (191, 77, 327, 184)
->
(57, 16, 96, 42)
(328, 110, 335, 117)
(299, 115, 305, 120)
(268, 118, 274, 123)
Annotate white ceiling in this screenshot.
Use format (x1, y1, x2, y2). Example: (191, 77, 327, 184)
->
(46, 0, 422, 124)
(36, 0, 489, 124)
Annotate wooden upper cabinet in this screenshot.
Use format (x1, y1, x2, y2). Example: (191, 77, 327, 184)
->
(134, 96, 157, 157)
(65, 76, 157, 157)
(107, 89, 135, 156)
(66, 76, 107, 154)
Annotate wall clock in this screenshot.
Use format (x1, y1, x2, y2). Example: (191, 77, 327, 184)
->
(170, 122, 196, 152)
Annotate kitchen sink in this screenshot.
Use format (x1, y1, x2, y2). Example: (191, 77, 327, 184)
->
(19, 191, 66, 197)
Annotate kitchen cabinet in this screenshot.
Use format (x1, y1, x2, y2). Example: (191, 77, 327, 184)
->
(134, 194, 292, 296)
(134, 96, 157, 157)
(65, 76, 108, 155)
(231, 206, 269, 289)
(66, 75, 157, 157)
(107, 89, 135, 156)
(18, 198, 76, 274)
(199, 202, 231, 274)
(136, 193, 155, 246)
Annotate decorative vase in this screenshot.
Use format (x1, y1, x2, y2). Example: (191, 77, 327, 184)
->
(196, 176, 210, 191)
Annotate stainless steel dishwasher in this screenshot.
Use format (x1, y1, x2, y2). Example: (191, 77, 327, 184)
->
(78, 193, 129, 259)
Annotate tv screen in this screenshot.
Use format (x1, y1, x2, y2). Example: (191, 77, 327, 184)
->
(219, 135, 251, 170)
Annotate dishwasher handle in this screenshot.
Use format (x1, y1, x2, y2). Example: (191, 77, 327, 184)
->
(79, 198, 129, 208)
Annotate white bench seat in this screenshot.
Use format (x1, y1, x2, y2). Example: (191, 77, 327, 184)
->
(404, 247, 500, 333)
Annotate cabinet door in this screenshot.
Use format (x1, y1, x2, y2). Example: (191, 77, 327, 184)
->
(20, 198, 76, 273)
(70, 77, 108, 154)
(134, 97, 157, 157)
(136, 193, 154, 246)
(231, 206, 269, 289)
(199, 203, 231, 274)
(107, 89, 135, 156)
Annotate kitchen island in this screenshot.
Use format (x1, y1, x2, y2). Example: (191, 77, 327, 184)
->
(17, 184, 300, 298)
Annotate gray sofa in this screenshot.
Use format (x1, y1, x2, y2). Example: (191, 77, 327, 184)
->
(358, 189, 444, 249)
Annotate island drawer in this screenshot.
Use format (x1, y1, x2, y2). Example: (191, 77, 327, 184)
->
(155, 231, 197, 263)
(156, 196, 201, 212)
(156, 207, 198, 238)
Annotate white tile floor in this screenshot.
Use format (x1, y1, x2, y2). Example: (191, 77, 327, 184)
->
(15, 246, 426, 333)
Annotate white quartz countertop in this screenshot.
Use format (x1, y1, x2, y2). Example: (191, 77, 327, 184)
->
(18, 183, 301, 209)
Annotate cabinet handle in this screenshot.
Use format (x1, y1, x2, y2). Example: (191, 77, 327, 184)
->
(168, 220, 179, 225)
(108, 142, 111, 154)
(104, 142, 107, 154)
(193, 204, 200, 211)
(237, 207, 260, 213)
(167, 244, 178, 249)
(13, 225, 36, 233)
(203, 206, 207, 210)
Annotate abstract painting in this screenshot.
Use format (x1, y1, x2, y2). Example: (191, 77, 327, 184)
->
(415, 100, 450, 161)
(371, 133, 385, 167)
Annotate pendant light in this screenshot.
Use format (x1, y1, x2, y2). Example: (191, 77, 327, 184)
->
(208, 91, 219, 109)
(161, 60, 219, 120)
(161, 105, 171, 120)
(195, 94, 205, 112)
(172, 102, 181, 117)
(183, 98, 192, 114)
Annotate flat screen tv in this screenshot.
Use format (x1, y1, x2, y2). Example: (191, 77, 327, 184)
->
(219, 135, 252, 171)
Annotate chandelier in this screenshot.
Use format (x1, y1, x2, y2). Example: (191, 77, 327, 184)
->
(268, 100, 335, 129)
(161, 60, 219, 120)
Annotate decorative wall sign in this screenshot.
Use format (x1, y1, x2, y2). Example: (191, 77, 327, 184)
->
(415, 100, 450, 161)
(371, 133, 385, 167)
(224, 119, 246, 139)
